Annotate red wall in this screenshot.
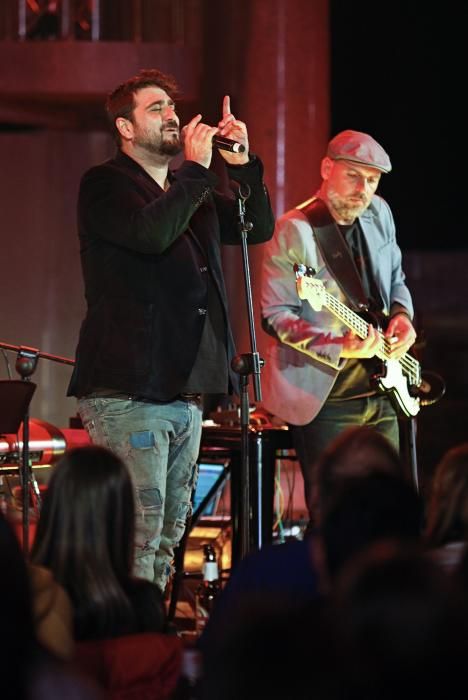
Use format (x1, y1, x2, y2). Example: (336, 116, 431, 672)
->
(0, 0, 330, 428)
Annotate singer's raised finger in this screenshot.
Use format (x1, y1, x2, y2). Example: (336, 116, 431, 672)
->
(223, 95, 231, 118)
(184, 113, 203, 136)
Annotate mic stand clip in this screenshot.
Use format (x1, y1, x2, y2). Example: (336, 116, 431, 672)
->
(15, 347, 40, 558)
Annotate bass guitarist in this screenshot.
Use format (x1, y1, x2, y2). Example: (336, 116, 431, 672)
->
(260, 129, 416, 524)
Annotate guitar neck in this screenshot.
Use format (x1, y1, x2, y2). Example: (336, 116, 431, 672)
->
(323, 291, 397, 364)
(296, 268, 421, 392)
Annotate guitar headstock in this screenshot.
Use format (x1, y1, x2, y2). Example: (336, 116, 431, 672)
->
(294, 263, 326, 311)
(294, 263, 316, 279)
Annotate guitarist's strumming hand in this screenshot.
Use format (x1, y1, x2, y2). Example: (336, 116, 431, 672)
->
(384, 312, 417, 359)
(340, 323, 383, 359)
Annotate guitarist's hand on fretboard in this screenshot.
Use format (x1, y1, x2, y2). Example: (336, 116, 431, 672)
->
(340, 323, 383, 359)
(384, 313, 417, 360)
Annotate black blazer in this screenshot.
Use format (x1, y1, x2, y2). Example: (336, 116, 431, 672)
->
(68, 151, 274, 400)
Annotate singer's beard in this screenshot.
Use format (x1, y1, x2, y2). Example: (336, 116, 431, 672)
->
(134, 124, 182, 157)
(158, 135, 182, 157)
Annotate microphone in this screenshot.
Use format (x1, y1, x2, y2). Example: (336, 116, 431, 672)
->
(212, 135, 246, 153)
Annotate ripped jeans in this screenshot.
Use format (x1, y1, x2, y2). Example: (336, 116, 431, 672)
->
(77, 396, 203, 592)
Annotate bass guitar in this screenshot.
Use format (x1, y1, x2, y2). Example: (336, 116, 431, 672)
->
(294, 263, 444, 418)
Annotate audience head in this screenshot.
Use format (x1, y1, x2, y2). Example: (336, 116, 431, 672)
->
(425, 442, 468, 546)
(315, 426, 406, 523)
(320, 471, 422, 582)
(201, 597, 339, 700)
(33, 445, 135, 577)
(332, 542, 468, 698)
(32, 445, 137, 638)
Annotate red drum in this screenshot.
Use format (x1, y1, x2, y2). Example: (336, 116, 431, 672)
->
(0, 418, 67, 468)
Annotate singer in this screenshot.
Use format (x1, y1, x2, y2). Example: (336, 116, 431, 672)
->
(67, 68, 275, 595)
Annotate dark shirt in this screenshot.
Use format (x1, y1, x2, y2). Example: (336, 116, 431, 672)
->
(329, 221, 382, 400)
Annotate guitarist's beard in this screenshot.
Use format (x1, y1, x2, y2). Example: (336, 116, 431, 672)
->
(326, 186, 370, 224)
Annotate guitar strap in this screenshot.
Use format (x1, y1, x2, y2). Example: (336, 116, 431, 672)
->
(298, 198, 370, 313)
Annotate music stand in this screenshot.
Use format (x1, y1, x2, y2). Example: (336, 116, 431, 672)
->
(0, 381, 35, 434)
(0, 379, 37, 552)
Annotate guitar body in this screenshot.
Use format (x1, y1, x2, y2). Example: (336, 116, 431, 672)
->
(356, 309, 421, 417)
(371, 358, 420, 417)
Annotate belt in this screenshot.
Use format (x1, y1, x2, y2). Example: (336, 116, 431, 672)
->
(177, 393, 202, 403)
(83, 389, 201, 404)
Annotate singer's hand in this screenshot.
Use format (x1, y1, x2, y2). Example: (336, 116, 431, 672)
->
(182, 114, 218, 169)
(216, 96, 249, 165)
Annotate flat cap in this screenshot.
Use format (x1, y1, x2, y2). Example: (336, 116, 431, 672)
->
(327, 130, 392, 173)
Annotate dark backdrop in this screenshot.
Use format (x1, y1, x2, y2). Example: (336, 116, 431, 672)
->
(330, 3, 464, 250)
(330, 3, 468, 484)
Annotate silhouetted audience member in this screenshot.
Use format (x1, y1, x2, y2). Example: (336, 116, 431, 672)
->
(200, 598, 339, 700)
(315, 424, 407, 527)
(332, 542, 468, 699)
(0, 510, 100, 699)
(31, 445, 166, 641)
(203, 427, 414, 613)
(199, 428, 421, 687)
(425, 442, 468, 571)
(321, 471, 422, 584)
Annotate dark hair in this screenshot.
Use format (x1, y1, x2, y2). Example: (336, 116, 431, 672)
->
(321, 472, 422, 580)
(333, 543, 468, 698)
(425, 442, 468, 546)
(105, 67, 179, 145)
(317, 426, 405, 518)
(31, 445, 137, 639)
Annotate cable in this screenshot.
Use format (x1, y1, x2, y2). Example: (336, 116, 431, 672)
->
(1, 349, 12, 379)
(273, 461, 285, 542)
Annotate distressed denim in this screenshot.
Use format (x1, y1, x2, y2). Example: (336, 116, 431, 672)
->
(78, 396, 202, 592)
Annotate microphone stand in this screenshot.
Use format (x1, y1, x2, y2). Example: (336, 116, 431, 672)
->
(0, 341, 74, 556)
(230, 182, 264, 561)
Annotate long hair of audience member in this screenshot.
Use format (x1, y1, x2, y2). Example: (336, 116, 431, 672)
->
(31, 446, 160, 639)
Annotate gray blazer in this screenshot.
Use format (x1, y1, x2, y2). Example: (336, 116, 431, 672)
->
(260, 194, 414, 425)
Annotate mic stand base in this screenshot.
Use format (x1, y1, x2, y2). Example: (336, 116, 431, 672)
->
(231, 353, 264, 560)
